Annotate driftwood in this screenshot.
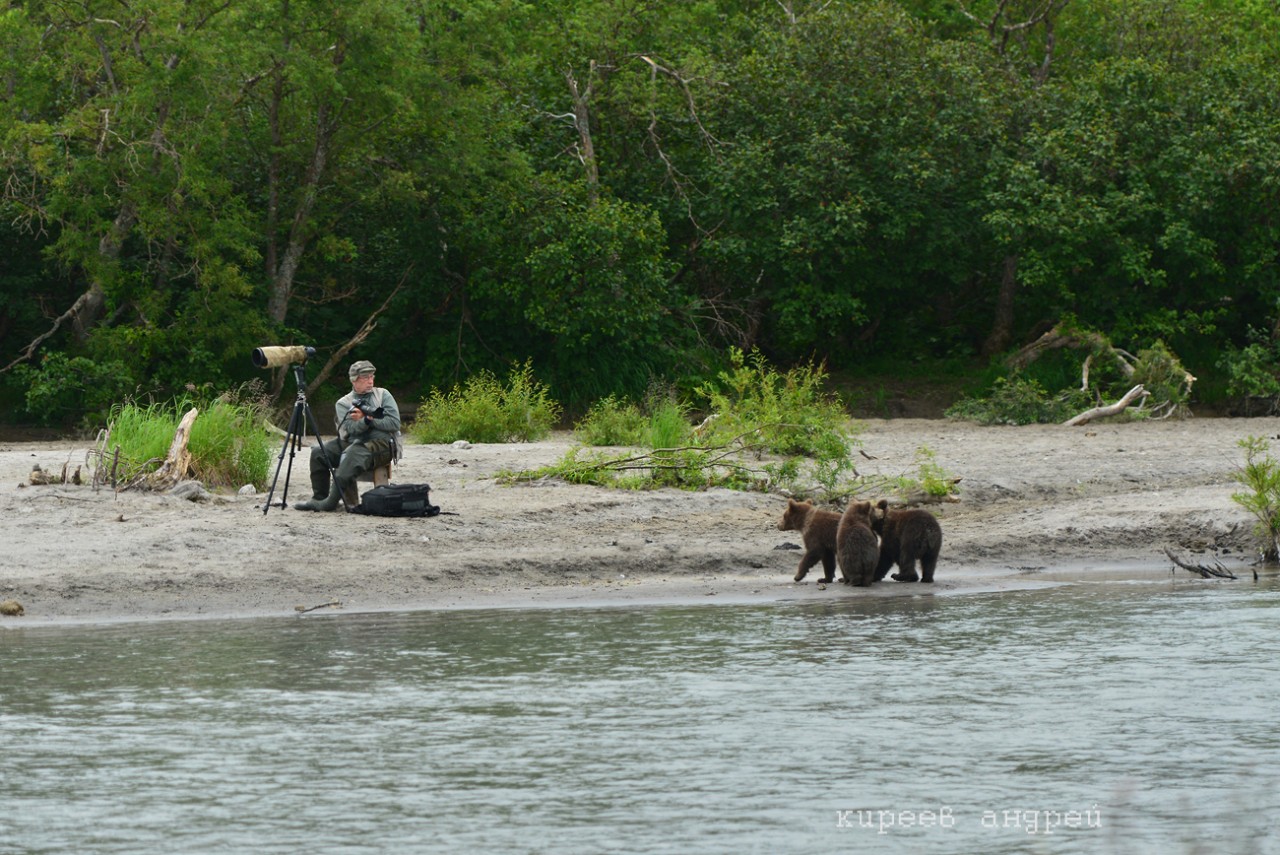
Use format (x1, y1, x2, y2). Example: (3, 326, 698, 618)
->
(149, 407, 199, 487)
(1163, 547, 1238, 580)
(1063, 384, 1149, 426)
(28, 462, 82, 485)
(295, 601, 344, 614)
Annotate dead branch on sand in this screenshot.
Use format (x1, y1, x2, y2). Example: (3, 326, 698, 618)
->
(1163, 547, 1237, 580)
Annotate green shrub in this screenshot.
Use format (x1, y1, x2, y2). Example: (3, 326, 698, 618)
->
(913, 446, 956, 498)
(108, 402, 182, 468)
(945, 375, 1089, 425)
(1231, 435, 1280, 562)
(573, 389, 694, 450)
(189, 397, 274, 487)
(695, 347, 855, 457)
(1218, 329, 1280, 415)
(574, 396, 647, 446)
(411, 360, 561, 443)
(516, 349, 857, 496)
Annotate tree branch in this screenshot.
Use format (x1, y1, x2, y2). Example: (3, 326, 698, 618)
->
(305, 270, 410, 395)
(1062, 384, 1148, 426)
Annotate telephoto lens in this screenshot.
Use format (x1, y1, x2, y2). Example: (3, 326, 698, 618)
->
(252, 345, 316, 368)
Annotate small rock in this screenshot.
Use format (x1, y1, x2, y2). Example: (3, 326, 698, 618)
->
(168, 480, 212, 502)
(238, 484, 257, 497)
(0, 599, 24, 617)
(452, 440, 472, 449)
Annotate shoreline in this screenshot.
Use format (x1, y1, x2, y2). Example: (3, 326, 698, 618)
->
(2, 416, 1272, 627)
(2, 564, 1243, 630)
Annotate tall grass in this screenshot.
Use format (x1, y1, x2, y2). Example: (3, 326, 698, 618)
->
(107, 391, 274, 488)
(574, 393, 692, 449)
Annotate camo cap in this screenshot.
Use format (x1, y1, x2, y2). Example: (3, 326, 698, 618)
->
(348, 360, 376, 382)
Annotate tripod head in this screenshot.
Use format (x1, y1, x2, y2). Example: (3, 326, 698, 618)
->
(290, 363, 310, 400)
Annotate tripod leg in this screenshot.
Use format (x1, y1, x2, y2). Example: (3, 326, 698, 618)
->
(262, 400, 306, 515)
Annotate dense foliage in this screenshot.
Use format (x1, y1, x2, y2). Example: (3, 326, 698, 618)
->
(4, 0, 1280, 424)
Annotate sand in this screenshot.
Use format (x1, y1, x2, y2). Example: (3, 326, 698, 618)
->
(2, 416, 1274, 626)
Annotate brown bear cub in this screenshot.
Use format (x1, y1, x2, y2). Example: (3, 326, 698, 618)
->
(836, 499, 879, 587)
(778, 499, 843, 583)
(871, 499, 942, 583)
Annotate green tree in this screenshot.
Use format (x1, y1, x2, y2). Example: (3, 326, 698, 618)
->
(984, 0, 1280, 370)
(702, 2, 1011, 363)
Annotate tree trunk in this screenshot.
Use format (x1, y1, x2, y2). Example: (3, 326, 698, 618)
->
(265, 39, 344, 326)
(982, 254, 1018, 357)
(566, 62, 600, 203)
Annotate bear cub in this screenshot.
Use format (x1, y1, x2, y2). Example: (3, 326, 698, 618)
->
(871, 499, 942, 583)
(836, 499, 879, 587)
(777, 498, 843, 583)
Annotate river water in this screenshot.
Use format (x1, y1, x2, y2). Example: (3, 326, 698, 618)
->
(3, 578, 1278, 855)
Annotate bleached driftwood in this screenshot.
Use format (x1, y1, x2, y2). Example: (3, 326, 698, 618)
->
(1063, 384, 1149, 426)
(149, 407, 199, 487)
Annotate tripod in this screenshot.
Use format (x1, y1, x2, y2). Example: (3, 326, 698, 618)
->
(262, 363, 340, 515)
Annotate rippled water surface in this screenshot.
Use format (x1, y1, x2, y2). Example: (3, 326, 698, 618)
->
(3, 579, 1279, 854)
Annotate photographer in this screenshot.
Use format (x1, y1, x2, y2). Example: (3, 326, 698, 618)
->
(295, 360, 401, 512)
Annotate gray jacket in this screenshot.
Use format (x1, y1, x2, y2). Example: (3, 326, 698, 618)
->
(335, 386, 402, 451)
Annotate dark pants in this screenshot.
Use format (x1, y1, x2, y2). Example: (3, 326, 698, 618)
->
(307, 439, 392, 499)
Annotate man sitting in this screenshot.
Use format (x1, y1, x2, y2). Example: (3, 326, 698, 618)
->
(295, 360, 401, 512)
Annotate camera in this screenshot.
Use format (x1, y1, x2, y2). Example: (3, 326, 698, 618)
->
(350, 398, 385, 419)
(252, 345, 316, 368)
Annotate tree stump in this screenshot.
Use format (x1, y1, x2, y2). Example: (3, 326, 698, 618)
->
(150, 408, 199, 488)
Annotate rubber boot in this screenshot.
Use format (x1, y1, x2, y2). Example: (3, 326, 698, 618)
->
(294, 481, 341, 512)
(341, 479, 360, 511)
(315, 481, 342, 511)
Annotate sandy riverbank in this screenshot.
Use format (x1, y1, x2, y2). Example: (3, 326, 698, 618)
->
(2, 416, 1274, 626)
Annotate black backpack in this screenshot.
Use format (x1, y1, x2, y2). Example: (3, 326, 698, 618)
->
(351, 483, 440, 517)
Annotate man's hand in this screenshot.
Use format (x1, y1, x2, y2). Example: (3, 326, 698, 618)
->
(349, 405, 366, 421)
